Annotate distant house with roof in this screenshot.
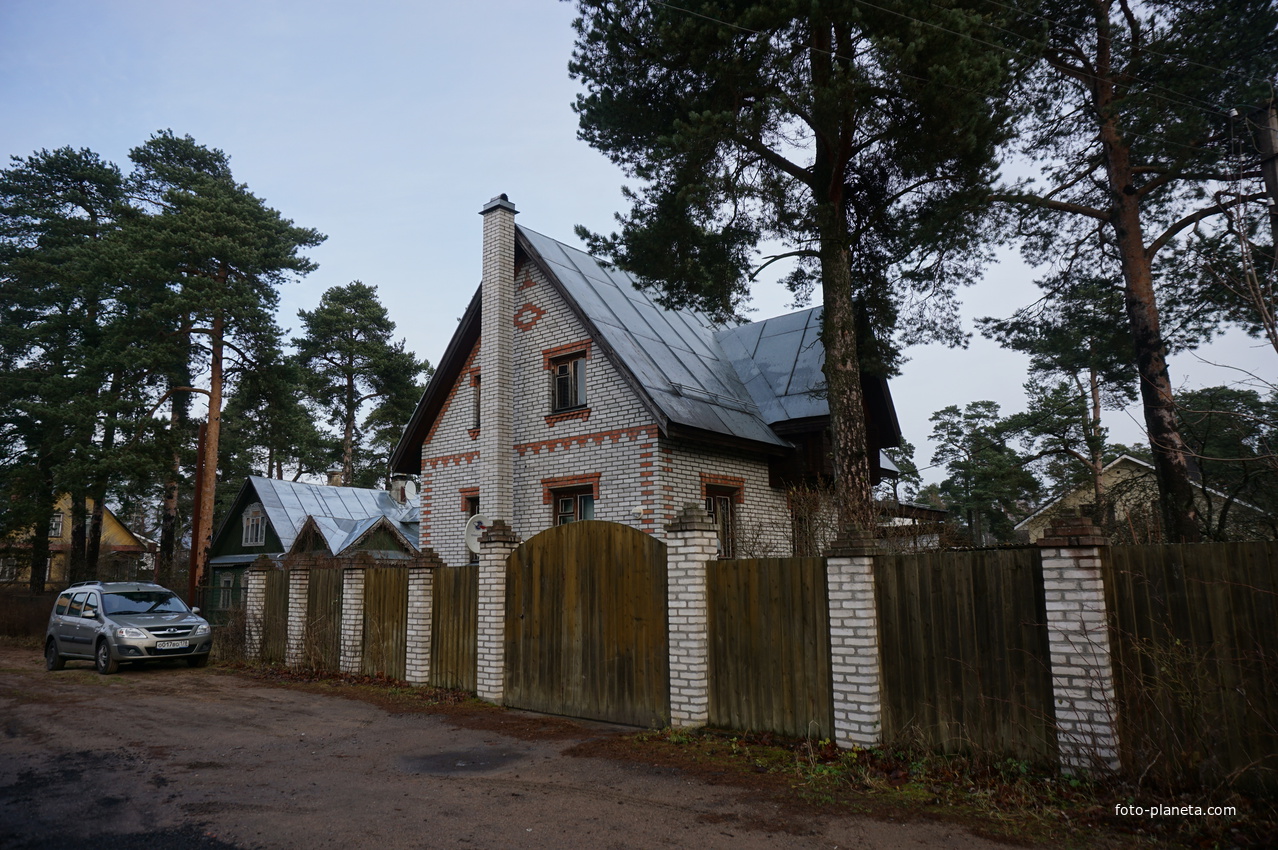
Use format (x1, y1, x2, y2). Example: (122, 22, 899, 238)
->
(207, 476, 420, 604)
(389, 195, 901, 563)
(1016, 454, 1276, 543)
(1, 494, 155, 589)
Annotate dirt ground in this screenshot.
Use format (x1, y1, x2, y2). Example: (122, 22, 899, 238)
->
(0, 646, 1023, 850)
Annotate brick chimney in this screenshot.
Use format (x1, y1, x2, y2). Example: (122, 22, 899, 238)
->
(478, 194, 516, 525)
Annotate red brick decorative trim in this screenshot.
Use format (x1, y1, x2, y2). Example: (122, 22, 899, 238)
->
(516, 424, 659, 457)
(541, 340, 593, 369)
(458, 487, 479, 512)
(513, 303, 546, 331)
(467, 428, 481, 440)
(518, 271, 538, 291)
(469, 371, 481, 387)
(700, 473, 746, 503)
(424, 341, 480, 445)
(422, 450, 480, 470)
(541, 473, 601, 504)
(544, 408, 591, 427)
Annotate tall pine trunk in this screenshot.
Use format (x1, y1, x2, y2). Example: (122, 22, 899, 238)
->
(192, 309, 225, 590)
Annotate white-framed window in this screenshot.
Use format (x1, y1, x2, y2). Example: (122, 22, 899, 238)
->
(242, 502, 266, 547)
(49, 512, 64, 539)
(0, 556, 17, 583)
(554, 489, 595, 525)
(705, 489, 738, 558)
(551, 355, 586, 411)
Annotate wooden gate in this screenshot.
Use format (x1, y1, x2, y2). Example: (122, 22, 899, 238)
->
(363, 567, 408, 680)
(505, 521, 669, 727)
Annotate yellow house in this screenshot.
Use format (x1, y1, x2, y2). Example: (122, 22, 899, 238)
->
(1, 494, 154, 589)
(1016, 454, 1276, 543)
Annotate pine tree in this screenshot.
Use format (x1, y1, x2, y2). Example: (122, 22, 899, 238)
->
(293, 281, 430, 487)
(996, 0, 1278, 541)
(569, 0, 1022, 528)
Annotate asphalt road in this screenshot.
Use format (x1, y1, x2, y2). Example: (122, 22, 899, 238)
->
(0, 646, 1010, 849)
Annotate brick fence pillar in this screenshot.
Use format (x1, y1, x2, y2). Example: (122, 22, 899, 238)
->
(825, 528, 883, 749)
(405, 550, 444, 686)
(244, 560, 270, 661)
(475, 521, 519, 703)
(1039, 516, 1120, 773)
(285, 565, 310, 667)
(340, 567, 367, 675)
(665, 504, 718, 728)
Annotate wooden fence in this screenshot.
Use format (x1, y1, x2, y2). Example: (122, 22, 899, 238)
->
(260, 569, 289, 664)
(305, 568, 343, 671)
(363, 567, 409, 680)
(708, 557, 832, 739)
(1105, 541, 1278, 792)
(431, 563, 477, 691)
(876, 548, 1057, 764)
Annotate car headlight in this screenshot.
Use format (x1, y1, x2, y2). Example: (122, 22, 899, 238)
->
(193, 623, 211, 636)
(115, 627, 147, 639)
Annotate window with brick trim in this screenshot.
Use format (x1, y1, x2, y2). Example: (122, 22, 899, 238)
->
(705, 487, 739, 558)
(551, 354, 586, 412)
(554, 488, 595, 525)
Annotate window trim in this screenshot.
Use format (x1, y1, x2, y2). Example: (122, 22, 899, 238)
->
(49, 512, 64, 539)
(242, 502, 266, 547)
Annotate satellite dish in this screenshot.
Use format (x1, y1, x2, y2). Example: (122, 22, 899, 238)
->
(463, 514, 490, 555)
(402, 479, 418, 501)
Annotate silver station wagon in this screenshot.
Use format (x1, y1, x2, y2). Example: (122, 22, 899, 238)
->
(45, 581, 213, 674)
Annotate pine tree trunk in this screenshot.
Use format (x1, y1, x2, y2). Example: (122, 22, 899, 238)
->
(68, 494, 89, 584)
(192, 309, 225, 589)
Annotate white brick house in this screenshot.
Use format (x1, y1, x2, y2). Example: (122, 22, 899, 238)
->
(389, 195, 901, 565)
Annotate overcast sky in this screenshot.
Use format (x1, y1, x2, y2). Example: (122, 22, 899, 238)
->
(2, 0, 1270, 487)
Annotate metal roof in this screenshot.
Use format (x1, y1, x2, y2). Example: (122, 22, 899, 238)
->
(247, 476, 419, 553)
(715, 306, 828, 424)
(521, 226, 790, 448)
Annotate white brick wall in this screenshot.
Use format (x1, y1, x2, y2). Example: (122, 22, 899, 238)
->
(826, 553, 883, 747)
(340, 569, 366, 675)
(475, 524, 518, 702)
(285, 568, 309, 667)
(1041, 545, 1121, 772)
(244, 567, 266, 659)
(404, 566, 433, 684)
(666, 505, 718, 727)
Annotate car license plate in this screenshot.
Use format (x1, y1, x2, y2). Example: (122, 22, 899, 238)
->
(157, 640, 189, 650)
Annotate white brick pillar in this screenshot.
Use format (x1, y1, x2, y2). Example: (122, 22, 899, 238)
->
(285, 566, 310, 667)
(479, 193, 517, 526)
(405, 551, 443, 685)
(244, 562, 269, 661)
(340, 567, 367, 675)
(665, 504, 717, 727)
(1039, 517, 1120, 773)
(825, 528, 883, 749)
(475, 520, 519, 703)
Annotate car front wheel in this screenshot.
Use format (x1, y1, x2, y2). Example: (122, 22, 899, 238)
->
(95, 640, 119, 675)
(45, 638, 65, 671)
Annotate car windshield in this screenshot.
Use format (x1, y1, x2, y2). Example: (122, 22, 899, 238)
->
(103, 591, 189, 615)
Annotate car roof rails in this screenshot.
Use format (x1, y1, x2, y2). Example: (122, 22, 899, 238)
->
(68, 580, 103, 588)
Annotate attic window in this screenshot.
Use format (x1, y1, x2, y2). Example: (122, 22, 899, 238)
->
(551, 355, 586, 411)
(242, 502, 266, 547)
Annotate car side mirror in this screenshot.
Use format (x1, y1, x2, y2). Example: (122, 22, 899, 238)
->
(191, 607, 201, 615)
(82, 610, 98, 619)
